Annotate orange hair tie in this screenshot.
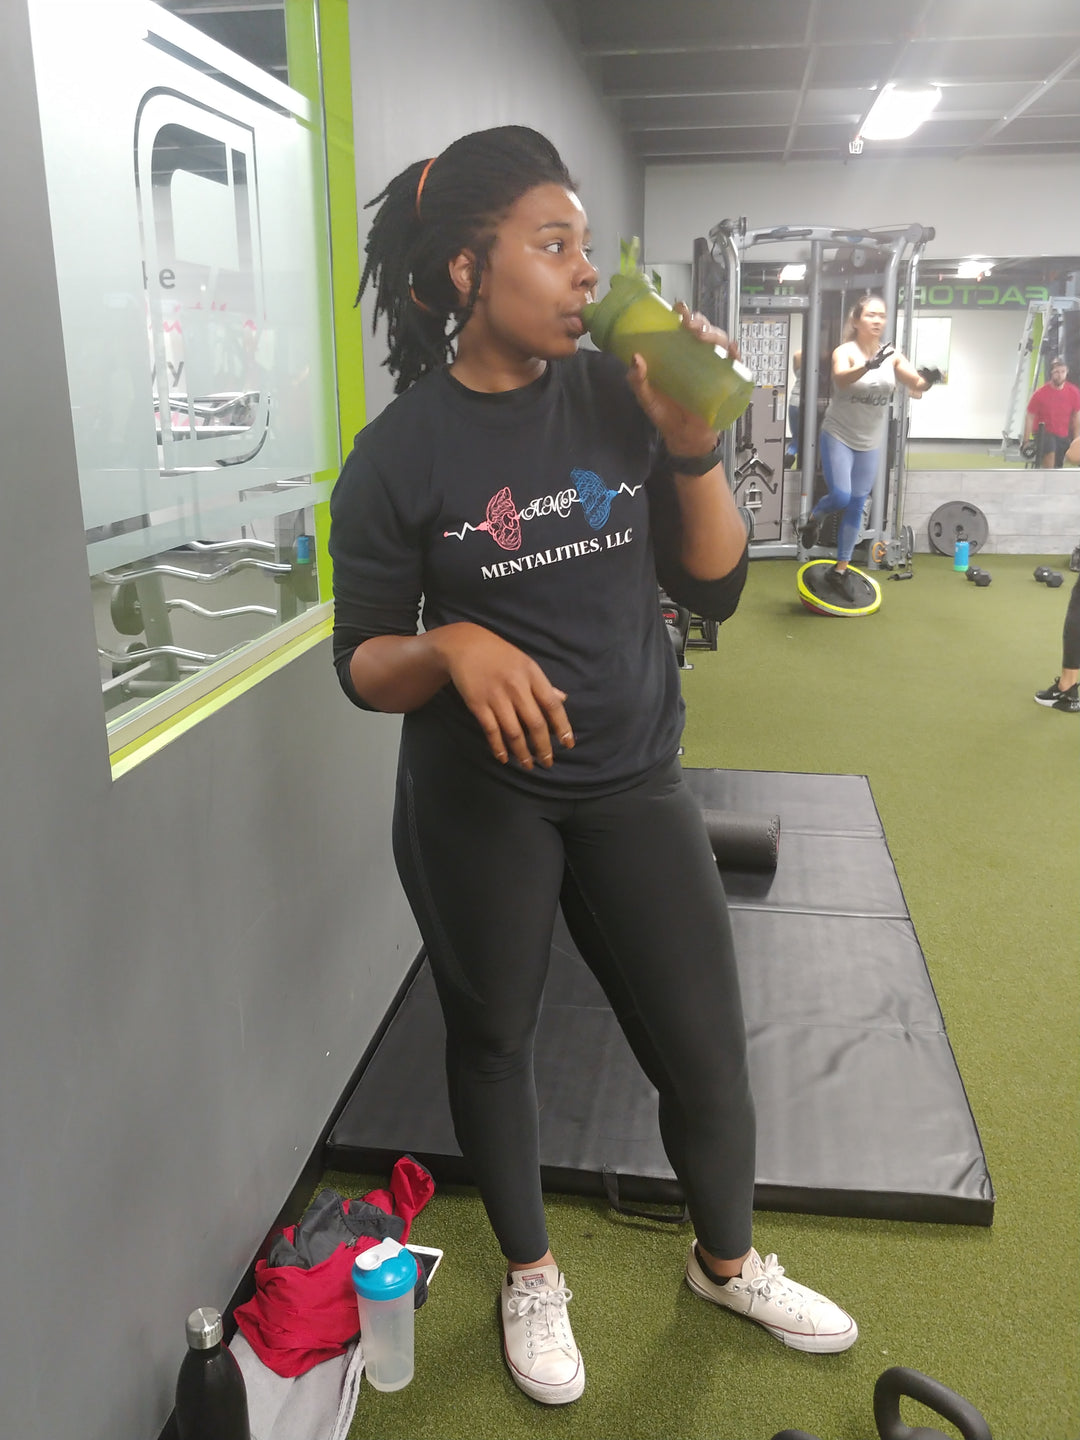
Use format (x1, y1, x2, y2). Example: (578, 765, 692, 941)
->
(415, 156, 436, 219)
(409, 285, 438, 317)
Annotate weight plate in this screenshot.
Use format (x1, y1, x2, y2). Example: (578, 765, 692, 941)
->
(927, 501, 989, 556)
(901, 524, 914, 561)
(109, 580, 143, 636)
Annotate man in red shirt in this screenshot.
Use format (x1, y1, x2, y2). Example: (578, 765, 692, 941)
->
(1024, 357, 1080, 468)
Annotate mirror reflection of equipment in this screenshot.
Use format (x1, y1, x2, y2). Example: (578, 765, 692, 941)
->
(694, 221, 935, 575)
(1002, 295, 1080, 461)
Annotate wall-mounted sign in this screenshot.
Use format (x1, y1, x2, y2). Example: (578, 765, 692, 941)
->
(901, 282, 1051, 310)
(742, 281, 1054, 310)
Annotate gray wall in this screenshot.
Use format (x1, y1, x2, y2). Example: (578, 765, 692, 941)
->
(901, 468, 1080, 556)
(0, 1, 643, 1436)
(349, 0, 644, 420)
(0, 3, 415, 1436)
(643, 153, 1080, 264)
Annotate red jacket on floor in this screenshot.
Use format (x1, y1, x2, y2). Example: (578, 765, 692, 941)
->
(234, 1156, 435, 1377)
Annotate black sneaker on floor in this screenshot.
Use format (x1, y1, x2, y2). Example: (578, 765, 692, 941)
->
(825, 565, 858, 604)
(799, 514, 821, 549)
(1035, 678, 1080, 712)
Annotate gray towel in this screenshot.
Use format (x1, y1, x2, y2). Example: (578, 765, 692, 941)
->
(232, 1331, 364, 1440)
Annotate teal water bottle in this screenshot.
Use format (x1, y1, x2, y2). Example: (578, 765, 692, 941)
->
(352, 1239, 418, 1392)
(582, 254, 754, 432)
(954, 537, 970, 571)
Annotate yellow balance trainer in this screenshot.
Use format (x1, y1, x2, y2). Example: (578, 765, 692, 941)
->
(797, 560, 882, 617)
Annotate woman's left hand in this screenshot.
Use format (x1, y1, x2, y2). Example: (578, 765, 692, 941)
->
(626, 301, 738, 457)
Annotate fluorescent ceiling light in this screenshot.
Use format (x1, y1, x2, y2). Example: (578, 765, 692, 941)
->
(956, 259, 993, 279)
(860, 83, 942, 140)
(778, 264, 806, 283)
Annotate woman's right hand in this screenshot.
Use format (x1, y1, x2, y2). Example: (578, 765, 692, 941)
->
(431, 623, 574, 770)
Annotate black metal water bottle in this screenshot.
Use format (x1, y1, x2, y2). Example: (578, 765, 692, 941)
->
(175, 1306, 250, 1440)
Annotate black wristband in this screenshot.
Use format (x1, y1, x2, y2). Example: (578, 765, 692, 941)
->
(667, 437, 723, 476)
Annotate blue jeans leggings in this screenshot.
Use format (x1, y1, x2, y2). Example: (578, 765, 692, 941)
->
(812, 430, 881, 563)
(392, 729, 756, 1264)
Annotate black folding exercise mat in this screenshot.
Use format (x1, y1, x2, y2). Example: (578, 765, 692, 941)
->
(328, 770, 994, 1226)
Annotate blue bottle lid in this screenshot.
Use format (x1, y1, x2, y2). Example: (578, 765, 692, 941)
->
(352, 1239, 418, 1301)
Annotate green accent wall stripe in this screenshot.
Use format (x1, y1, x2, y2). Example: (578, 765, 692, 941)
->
(314, 0, 364, 602)
(110, 619, 332, 779)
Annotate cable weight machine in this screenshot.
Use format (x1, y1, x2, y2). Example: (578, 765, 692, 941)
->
(694, 221, 934, 571)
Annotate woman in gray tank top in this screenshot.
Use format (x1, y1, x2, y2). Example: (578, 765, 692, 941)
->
(799, 294, 939, 602)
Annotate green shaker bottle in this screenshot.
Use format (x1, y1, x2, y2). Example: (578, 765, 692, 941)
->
(581, 270, 755, 432)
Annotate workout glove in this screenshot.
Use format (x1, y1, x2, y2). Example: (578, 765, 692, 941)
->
(864, 344, 895, 371)
(917, 366, 943, 388)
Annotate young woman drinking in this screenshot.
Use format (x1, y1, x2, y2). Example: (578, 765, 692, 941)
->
(330, 125, 857, 1406)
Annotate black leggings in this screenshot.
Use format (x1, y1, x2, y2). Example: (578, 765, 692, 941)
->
(1063, 574, 1080, 670)
(392, 725, 756, 1263)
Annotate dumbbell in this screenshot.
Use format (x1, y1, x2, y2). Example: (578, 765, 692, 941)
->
(1034, 567, 1064, 586)
(966, 567, 992, 587)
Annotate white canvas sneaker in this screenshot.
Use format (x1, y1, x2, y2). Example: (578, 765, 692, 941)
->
(685, 1244, 858, 1353)
(500, 1263, 585, 1404)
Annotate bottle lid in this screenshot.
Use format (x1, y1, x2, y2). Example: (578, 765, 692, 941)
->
(582, 271, 659, 351)
(185, 1307, 224, 1350)
(352, 1239, 418, 1301)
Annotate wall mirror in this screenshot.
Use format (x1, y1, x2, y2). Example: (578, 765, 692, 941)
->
(898, 256, 1079, 471)
(736, 255, 1080, 474)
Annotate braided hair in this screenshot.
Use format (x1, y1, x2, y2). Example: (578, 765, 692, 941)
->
(358, 126, 576, 393)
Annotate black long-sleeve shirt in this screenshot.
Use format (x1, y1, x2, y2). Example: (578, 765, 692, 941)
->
(329, 350, 747, 796)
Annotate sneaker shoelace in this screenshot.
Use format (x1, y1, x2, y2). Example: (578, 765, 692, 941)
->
(739, 1253, 827, 1326)
(507, 1278, 576, 1356)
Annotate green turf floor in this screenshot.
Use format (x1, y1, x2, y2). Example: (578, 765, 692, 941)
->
(906, 450, 1025, 469)
(329, 551, 1079, 1440)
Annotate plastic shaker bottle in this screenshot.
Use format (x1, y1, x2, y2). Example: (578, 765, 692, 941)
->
(581, 270, 754, 431)
(352, 1238, 418, 1392)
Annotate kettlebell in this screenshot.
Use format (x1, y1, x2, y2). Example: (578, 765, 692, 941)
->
(875, 1367, 992, 1439)
(769, 1366, 992, 1440)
